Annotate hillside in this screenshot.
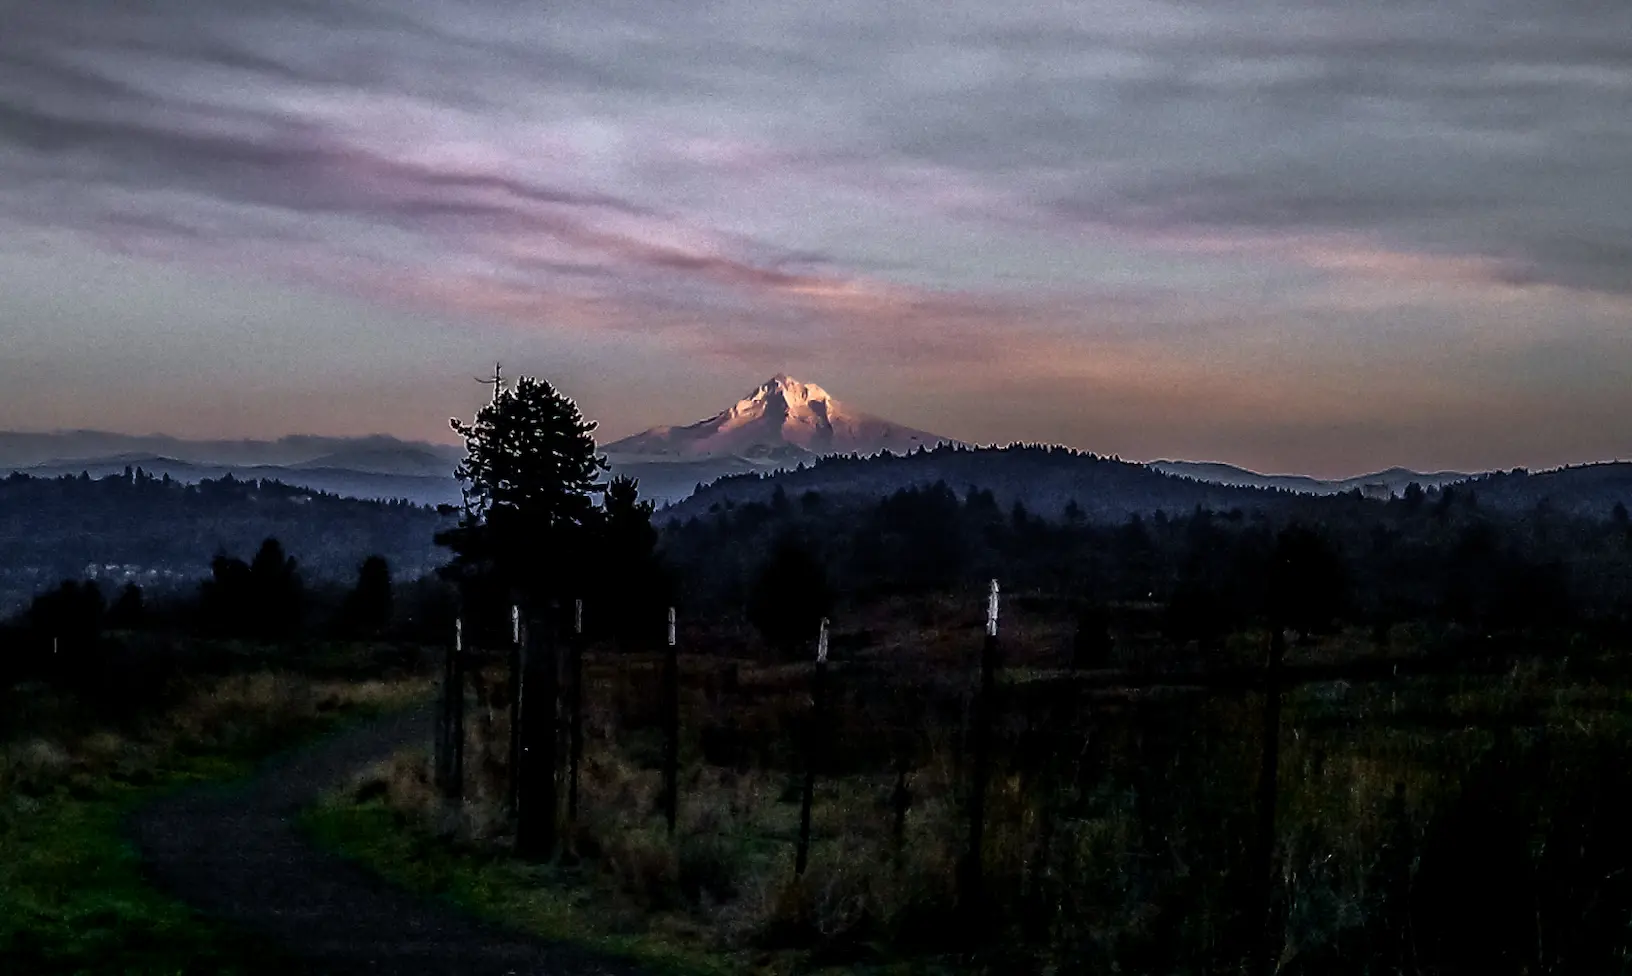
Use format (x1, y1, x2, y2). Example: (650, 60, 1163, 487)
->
(0, 470, 453, 614)
(11, 456, 463, 508)
(664, 445, 1632, 525)
(1457, 462, 1632, 517)
(663, 444, 1279, 523)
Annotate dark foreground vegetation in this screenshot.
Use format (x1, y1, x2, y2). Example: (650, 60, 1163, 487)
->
(312, 603, 1632, 976)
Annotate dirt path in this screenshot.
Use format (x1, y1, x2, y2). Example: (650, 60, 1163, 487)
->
(130, 707, 645, 975)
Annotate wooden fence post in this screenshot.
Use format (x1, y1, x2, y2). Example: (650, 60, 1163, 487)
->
(434, 620, 451, 795)
(507, 605, 523, 817)
(1252, 625, 1287, 976)
(517, 608, 560, 861)
(568, 598, 584, 830)
(662, 606, 680, 835)
(454, 618, 467, 801)
(437, 617, 466, 802)
(960, 579, 1001, 921)
(795, 617, 830, 876)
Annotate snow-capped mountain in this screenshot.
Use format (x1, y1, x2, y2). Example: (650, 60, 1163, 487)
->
(603, 374, 957, 462)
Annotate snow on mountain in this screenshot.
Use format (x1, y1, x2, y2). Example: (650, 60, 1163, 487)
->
(603, 374, 958, 462)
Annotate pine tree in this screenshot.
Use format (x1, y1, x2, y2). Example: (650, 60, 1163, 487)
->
(595, 475, 669, 646)
(439, 374, 608, 615)
(342, 555, 393, 636)
(746, 536, 833, 654)
(200, 552, 253, 636)
(249, 538, 303, 638)
(603, 475, 657, 557)
(108, 582, 146, 630)
(1267, 524, 1346, 636)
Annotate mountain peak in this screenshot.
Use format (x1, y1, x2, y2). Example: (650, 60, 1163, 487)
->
(734, 374, 830, 414)
(604, 375, 957, 462)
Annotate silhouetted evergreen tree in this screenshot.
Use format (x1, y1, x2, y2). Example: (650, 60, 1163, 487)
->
(1166, 562, 1230, 651)
(249, 538, 304, 637)
(341, 555, 393, 637)
(858, 482, 969, 591)
(200, 552, 253, 636)
(1114, 514, 1157, 600)
(107, 582, 145, 630)
(1267, 524, 1347, 635)
(197, 538, 303, 638)
(439, 375, 606, 630)
(595, 475, 670, 647)
(746, 536, 833, 654)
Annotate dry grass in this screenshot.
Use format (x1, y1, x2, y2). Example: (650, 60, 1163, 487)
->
(2, 670, 432, 806)
(312, 601, 1632, 974)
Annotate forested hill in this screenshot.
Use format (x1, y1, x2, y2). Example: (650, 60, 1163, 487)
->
(663, 446, 1632, 524)
(0, 469, 452, 613)
(664, 445, 1281, 523)
(1455, 462, 1632, 517)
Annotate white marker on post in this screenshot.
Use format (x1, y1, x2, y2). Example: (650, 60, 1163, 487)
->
(575, 598, 584, 635)
(667, 607, 677, 647)
(511, 605, 520, 645)
(455, 617, 463, 653)
(986, 579, 1000, 637)
(817, 617, 829, 663)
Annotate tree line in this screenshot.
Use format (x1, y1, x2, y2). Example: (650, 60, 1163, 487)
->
(7, 372, 1631, 674)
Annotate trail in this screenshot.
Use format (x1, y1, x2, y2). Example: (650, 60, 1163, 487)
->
(130, 707, 642, 975)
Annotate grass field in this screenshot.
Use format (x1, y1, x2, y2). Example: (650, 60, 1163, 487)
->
(1, 661, 432, 974)
(301, 606, 1632, 976)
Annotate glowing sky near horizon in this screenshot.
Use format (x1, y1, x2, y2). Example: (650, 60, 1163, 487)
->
(1, 0, 1630, 478)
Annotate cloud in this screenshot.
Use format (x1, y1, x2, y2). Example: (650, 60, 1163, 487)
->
(1, 0, 1629, 471)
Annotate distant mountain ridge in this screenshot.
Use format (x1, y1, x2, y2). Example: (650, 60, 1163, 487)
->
(0, 432, 465, 507)
(0, 431, 463, 472)
(1150, 461, 1470, 497)
(9, 455, 465, 508)
(6, 424, 1618, 517)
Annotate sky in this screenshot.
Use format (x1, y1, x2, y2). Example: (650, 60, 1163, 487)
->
(1, 0, 1629, 478)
